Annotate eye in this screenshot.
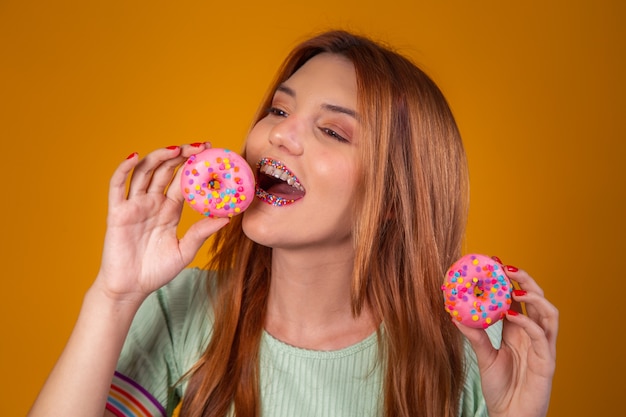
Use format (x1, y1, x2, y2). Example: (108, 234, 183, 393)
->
(267, 107, 288, 118)
(320, 127, 349, 143)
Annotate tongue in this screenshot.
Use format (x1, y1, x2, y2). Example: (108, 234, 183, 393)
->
(267, 183, 305, 200)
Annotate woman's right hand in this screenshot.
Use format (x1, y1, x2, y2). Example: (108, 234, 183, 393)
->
(94, 143, 230, 304)
(28, 143, 232, 417)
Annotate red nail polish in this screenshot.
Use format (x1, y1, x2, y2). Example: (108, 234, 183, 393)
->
(507, 309, 519, 316)
(506, 265, 519, 272)
(126, 152, 137, 159)
(513, 289, 527, 297)
(191, 142, 202, 147)
(492, 256, 503, 264)
(166, 145, 179, 150)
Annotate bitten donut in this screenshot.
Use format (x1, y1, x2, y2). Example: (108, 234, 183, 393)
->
(441, 254, 512, 329)
(181, 148, 255, 218)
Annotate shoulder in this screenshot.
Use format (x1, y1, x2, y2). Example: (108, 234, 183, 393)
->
(133, 268, 214, 325)
(126, 268, 217, 361)
(150, 268, 217, 340)
(153, 268, 213, 312)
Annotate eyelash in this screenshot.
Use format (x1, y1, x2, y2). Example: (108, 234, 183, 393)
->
(266, 107, 349, 143)
(320, 127, 348, 143)
(267, 107, 287, 117)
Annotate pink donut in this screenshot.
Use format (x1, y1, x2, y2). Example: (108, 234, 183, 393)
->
(441, 254, 512, 329)
(181, 148, 255, 218)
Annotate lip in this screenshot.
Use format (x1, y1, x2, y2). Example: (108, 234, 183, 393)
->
(255, 157, 305, 206)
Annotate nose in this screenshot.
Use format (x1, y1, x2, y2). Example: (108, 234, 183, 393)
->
(268, 116, 304, 156)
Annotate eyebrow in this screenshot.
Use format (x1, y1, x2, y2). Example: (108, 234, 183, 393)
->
(275, 84, 359, 120)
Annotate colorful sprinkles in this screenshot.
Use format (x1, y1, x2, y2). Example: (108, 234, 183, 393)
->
(255, 157, 304, 207)
(255, 189, 293, 207)
(181, 148, 255, 218)
(441, 254, 512, 329)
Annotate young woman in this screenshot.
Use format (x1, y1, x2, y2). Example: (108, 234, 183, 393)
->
(29, 30, 558, 417)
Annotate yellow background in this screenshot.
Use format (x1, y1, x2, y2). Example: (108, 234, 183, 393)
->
(1, 1, 623, 416)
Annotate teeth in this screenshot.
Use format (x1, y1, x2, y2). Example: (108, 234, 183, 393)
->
(257, 158, 304, 191)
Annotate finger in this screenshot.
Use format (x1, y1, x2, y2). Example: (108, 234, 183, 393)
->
(161, 142, 213, 200)
(178, 216, 230, 264)
(509, 299, 524, 315)
(146, 151, 187, 195)
(109, 152, 139, 207)
(146, 142, 213, 196)
(505, 265, 545, 297)
(493, 258, 544, 296)
(490, 255, 504, 266)
(181, 141, 212, 156)
(127, 146, 182, 198)
(504, 265, 544, 316)
(453, 322, 498, 367)
(512, 290, 554, 319)
(511, 291, 559, 357)
(504, 310, 557, 364)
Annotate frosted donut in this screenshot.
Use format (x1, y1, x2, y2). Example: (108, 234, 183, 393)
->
(441, 254, 512, 329)
(181, 148, 255, 218)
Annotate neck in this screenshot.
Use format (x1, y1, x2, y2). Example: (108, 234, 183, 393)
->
(264, 246, 377, 350)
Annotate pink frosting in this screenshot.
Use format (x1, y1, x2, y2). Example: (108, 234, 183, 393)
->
(181, 148, 255, 218)
(441, 253, 512, 329)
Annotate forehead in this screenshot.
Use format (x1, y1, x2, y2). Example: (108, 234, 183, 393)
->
(281, 53, 357, 100)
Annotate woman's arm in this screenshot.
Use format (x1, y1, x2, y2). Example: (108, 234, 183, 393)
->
(28, 143, 229, 416)
(28, 285, 145, 416)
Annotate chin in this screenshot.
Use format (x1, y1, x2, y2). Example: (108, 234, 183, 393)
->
(240, 203, 278, 247)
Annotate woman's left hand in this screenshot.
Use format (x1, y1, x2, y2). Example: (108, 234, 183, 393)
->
(455, 261, 558, 417)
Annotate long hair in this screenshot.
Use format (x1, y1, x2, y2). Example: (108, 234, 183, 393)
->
(180, 30, 469, 417)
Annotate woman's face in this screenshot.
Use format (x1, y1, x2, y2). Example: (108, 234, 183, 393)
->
(242, 53, 360, 254)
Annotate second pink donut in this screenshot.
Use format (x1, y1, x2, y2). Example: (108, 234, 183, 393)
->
(441, 254, 512, 329)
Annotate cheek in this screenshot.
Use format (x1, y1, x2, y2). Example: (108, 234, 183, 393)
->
(335, 162, 361, 221)
(244, 123, 267, 164)
(317, 156, 359, 202)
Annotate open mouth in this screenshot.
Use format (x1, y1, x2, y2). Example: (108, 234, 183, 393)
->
(255, 157, 305, 206)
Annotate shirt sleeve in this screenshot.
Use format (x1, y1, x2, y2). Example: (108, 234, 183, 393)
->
(106, 268, 214, 417)
(458, 320, 503, 417)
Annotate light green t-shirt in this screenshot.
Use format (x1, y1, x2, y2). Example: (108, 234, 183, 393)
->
(107, 268, 497, 417)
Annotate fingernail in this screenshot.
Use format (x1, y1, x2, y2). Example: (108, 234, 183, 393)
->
(507, 309, 519, 316)
(506, 265, 519, 272)
(191, 142, 203, 147)
(492, 256, 503, 264)
(166, 145, 179, 150)
(513, 289, 527, 297)
(126, 152, 137, 159)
